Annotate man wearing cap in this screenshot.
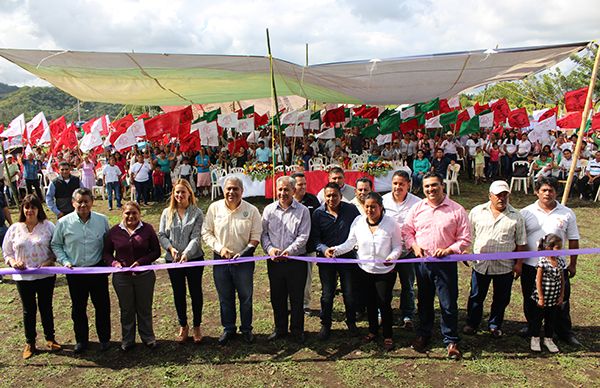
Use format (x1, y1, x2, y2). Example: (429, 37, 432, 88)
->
(463, 181, 527, 337)
(440, 131, 463, 162)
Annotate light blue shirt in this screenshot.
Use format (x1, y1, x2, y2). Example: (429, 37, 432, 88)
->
(255, 147, 272, 163)
(51, 211, 109, 267)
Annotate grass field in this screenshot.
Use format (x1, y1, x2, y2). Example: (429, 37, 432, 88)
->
(0, 181, 598, 387)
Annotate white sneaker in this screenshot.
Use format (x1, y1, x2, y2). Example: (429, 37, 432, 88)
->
(530, 337, 541, 352)
(544, 337, 560, 353)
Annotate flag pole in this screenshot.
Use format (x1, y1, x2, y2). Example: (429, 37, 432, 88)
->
(0, 139, 19, 208)
(562, 42, 600, 204)
(266, 28, 285, 194)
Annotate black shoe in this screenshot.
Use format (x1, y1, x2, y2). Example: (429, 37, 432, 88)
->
(292, 332, 306, 344)
(562, 335, 582, 347)
(347, 322, 359, 336)
(99, 341, 111, 352)
(144, 341, 158, 350)
(242, 331, 255, 344)
(267, 331, 287, 341)
(304, 308, 313, 316)
(73, 342, 88, 354)
(318, 325, 331, 341)
(218, 331, 235, 346)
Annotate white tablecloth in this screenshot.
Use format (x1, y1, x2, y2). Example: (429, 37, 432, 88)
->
(217, 167, 410, 198)
(218, 173, 266, 198)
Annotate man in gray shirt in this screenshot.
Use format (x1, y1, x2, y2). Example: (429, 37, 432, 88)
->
(261, 176, 311, 343)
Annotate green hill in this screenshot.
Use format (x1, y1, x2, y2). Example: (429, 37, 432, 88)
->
(0, 82, 150, 124)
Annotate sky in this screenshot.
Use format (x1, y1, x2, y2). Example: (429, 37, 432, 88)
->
(0, 0, 599, 86)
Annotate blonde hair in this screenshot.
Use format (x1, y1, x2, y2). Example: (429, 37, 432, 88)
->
(166, 179, 197, 228)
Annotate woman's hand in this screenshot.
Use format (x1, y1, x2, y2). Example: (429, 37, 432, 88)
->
(325, 248, 335, 258)
(383, 257, 394, 266)
(537, 298, 544, 308)
(129, 261, 139, 268)
(169, 246, 179, 260)
(11, 259, 26, 270)
(179, 254, 188, 263)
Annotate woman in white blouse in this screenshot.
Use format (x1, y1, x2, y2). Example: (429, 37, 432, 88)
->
(2, 195, 61, 359)
(326, 192, 403, 351)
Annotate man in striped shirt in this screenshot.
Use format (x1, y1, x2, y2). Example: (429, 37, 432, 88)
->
(463, 181, 527, 338)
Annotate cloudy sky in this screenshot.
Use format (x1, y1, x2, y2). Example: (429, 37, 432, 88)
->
(0, 0, 598, 86)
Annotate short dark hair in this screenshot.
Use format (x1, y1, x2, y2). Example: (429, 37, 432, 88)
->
(18, 194, 47, 223)
(422, 172, 444, 184)
(291, 172, 305, 180)
(58, 161, 71, 169)
(72, 188, 94, 200)
(328, 167, 344, 176)
(392, 170, 410, 182)
(364, 192, 384, 209)
(535, 176, 559, 192)
(324, 182, 341, 193)
(355, 177, 373, 189)
(538, 233, 563, 250)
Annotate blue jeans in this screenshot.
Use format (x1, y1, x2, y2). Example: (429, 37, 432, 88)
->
(466, 270, 513, 330)
(396, 256, 416, 321)
(415, 262, 459, 344)
(134, 180, 150, 204)
(318, 263, 357, 327)
(106, 181, 121, 209)
(412, 173, 424, 190)
(212, 258, 254, 334)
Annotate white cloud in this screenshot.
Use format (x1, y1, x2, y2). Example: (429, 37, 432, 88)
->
(0, 0, 599, 87)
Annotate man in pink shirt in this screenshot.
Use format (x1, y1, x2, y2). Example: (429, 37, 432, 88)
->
(402, 172, 471, 360)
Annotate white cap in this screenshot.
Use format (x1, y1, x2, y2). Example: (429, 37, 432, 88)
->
(489, 180, 510, 195)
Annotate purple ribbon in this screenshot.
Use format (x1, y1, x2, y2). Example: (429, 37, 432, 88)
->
(1, 247, 598, 276)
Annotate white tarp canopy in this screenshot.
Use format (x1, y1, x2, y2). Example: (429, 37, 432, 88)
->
(0, 41, 589, 106)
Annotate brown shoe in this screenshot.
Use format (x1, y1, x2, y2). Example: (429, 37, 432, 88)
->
(192, 326, 203, 344)
(411, 336, 430, 353)
(46, 340, 62, 352)
(23, 344, 36, 360)
(176, 325, 189, 344)
(447, 343, 461, 360)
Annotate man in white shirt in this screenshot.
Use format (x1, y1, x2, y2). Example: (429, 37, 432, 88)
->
(520, 176, 581, 346)
(317, 167, 356, 203)
(577, 150, 600, 200)
(350, 177, 372, 216)
(440, 131, 462, 162)
(382, 170, 421, 329)
(465, 133, 484, 178)
(102, 156, 123, 210)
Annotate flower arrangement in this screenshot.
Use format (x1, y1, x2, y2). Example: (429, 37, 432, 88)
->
(244, 162, 273, 181)
(359, 160, 393, 177)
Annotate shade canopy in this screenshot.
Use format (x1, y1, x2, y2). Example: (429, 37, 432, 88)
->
(0, 42, 589, 106)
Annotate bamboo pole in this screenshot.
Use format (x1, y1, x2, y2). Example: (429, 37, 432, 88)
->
(266, 28, 285, 198)
(561, 43, 600, 204)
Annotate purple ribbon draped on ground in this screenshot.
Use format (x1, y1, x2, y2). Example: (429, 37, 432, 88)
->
(1, 247, 599, 276)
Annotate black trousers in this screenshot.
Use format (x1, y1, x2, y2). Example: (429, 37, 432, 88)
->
(167, 264, 204, 327)
(359, 269, 396, 339)
(267, 259, 307, 335)
(521, 265, 572, 338)
(16, 276, 56, 344)
(25, 178, 43, 200)
(530, 305, 559, 337)
(66, 273, 111, 344)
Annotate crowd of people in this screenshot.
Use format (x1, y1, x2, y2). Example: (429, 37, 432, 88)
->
(0, 163, 583, 361)
(0, 123, 593, 361)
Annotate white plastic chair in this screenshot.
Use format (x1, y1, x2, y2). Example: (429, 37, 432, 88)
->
(595, 184, 600, 202)
(444, 164, 461, 197)
(274, 165, 285, 173)
(310, 163, 325, 171)
(308, 157, 325, 170)
(510, 161, 530, 194)
(211, 168, 227, 200)
(229, 167, 245, 174)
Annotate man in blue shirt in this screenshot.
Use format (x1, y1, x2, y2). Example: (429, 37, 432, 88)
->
(255, 140, 272, 163)
(51, 188, 111, 353)
(310, 182, 361, 340)
(21, 152, 43, 199)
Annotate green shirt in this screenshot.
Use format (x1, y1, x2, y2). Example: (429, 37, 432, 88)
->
(51, 211, 109, 267)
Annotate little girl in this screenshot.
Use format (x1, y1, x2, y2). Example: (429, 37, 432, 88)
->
(530, 233, 565, 353)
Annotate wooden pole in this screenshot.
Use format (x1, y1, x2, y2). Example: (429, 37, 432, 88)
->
(266, 28, 285, 197)
(562, 43, 600, 204)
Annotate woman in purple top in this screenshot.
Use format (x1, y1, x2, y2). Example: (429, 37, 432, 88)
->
(103, 201, 161, 351)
